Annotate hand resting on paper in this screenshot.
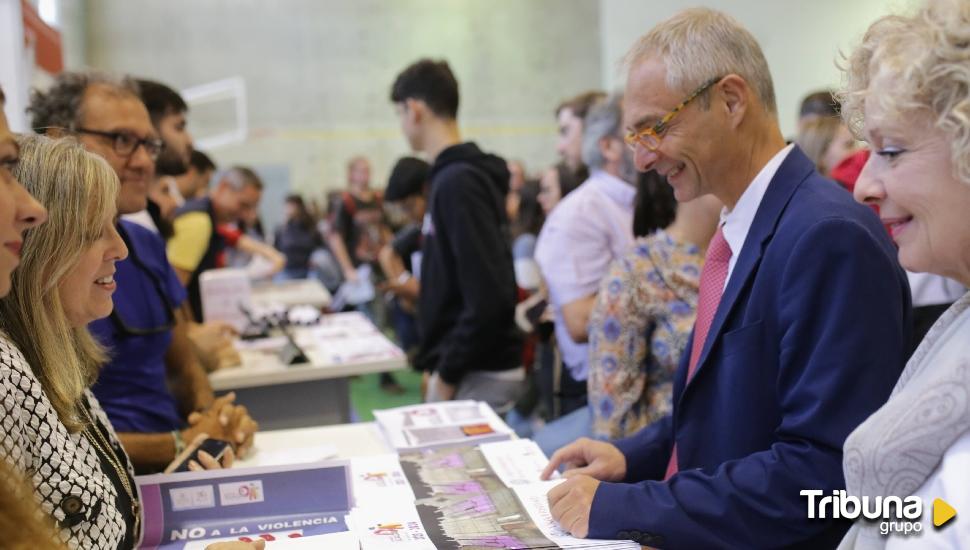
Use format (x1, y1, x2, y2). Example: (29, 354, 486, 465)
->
(540, 437, 627, 481)
(546, 473, 600, 538)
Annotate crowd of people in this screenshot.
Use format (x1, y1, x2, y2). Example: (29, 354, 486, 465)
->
(1, 0, 970, 547)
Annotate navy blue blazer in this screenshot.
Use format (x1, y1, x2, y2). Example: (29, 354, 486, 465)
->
(587, 147, 912, 549)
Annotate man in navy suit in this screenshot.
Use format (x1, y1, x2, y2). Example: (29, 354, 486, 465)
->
(542, 8, 911, 549)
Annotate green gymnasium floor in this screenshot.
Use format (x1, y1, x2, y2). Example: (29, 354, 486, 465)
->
(349, 369, 423, 421)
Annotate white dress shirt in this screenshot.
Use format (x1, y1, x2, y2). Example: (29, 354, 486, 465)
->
(720, 144, 795, 287)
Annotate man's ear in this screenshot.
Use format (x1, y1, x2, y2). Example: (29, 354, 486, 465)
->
(599, 136, 623, 163)
(404, 98, 424, 124)
(716, 74, 749, 129)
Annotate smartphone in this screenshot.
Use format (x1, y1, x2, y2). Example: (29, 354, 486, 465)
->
(165, 438, 232, 473)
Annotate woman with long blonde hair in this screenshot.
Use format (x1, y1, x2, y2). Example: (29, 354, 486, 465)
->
(0, 133, 134, 548)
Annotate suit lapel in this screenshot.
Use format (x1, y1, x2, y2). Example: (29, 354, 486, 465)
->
(682, 147, 816, 393)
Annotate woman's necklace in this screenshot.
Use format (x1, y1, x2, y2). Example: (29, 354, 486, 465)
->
(81, 404, 141, 540)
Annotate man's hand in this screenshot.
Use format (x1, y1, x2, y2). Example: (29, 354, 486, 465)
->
(541, 437, 627, 482)
(225, 403, 258, 457)
(425, 372, 456, 401)
(547, 474, 600, 538)
(183, 392, 259, 457)
(188, 321, 241, 372)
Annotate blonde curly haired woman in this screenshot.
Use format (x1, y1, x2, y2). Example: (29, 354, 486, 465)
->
(838, 0, 970, 546)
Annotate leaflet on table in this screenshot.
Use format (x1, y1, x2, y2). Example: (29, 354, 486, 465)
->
(350, 454, 416, 503)
(136, 461, 353, 549)
(305, 318, 405, 364)
(350, 439, 637, 549)
(478, 439, 560, 487)
(373, 400, 513, 451)
(235, 443, 338, 469)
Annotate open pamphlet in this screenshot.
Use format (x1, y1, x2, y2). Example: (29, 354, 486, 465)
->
(373, 400, 514, 451)
(348, 439, 641, 550)
(136, 461, 356, 549)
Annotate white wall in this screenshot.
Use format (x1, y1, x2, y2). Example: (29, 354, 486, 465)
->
(82, 0, 603, 209)
(600, 0, 917, 138)
(0, 0, 28, 131)
(66, 0, 926, 220)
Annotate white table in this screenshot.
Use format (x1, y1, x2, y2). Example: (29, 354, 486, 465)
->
(235, 422, 391, 468)
(250, 278, 332, 309)
(209, 312, 406, 430)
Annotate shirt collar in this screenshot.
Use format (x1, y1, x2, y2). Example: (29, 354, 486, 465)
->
(720, 144, 794, 257)
(587, 168, 637, 208)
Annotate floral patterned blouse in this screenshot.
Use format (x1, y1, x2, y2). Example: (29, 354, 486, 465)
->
(587, 230, 704, 440)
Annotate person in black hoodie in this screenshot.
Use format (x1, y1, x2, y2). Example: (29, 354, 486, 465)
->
(390, 59, 523, 411)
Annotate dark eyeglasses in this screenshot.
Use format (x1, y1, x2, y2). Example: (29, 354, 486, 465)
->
(75, 128, 164, 161)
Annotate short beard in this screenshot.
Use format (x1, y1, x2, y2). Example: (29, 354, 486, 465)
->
(155, 147, 190, 176)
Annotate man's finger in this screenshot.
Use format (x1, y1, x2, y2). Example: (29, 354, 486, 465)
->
(563, 466, 597, 478)
(542, 447, 573, 480)
(218, 403, 236, 427)
(196, 450, 220, 469)
(213, 321, 240, 336)
(546, 480, 570, 511)
(211, 392, 236, 407)
(220, 446, 235, 468)
(550, 491, 577, 524)
(236, 416, 257, 444)
(564, 509, 587, 538)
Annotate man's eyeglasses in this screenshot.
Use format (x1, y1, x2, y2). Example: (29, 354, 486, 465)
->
(624, 76, 724, 152)
(76, 128, 164, 161)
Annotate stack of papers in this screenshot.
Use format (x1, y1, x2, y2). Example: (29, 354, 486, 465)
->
(138, 438, 640, 549)
(373, 401, 514, 451)
(348, 440, 641, 550)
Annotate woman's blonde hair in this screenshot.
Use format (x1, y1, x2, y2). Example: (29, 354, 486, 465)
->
(1, 134, 119, 432)
(838, 0, 970, 184)
(796, 116, 845, 175)
(0, 462, 64, 549)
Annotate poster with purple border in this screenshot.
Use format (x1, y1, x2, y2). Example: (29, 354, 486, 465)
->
(136, 461, 352, 549)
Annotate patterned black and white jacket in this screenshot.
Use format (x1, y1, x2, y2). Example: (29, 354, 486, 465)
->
(0, 332, 137, 549)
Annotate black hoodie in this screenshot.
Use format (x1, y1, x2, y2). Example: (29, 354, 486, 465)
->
(417, 142, 523, 384)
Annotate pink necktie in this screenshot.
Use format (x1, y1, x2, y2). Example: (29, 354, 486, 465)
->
(664, 226, 732, 480)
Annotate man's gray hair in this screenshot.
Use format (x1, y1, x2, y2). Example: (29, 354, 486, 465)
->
(624, 8, 777, 116)
(27, 71, 140, 134)
(581, 93, 624, 170)
(216, 166, 264, 191)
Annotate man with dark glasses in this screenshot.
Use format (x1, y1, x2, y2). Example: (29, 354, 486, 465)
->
(29, 72, 258, 473)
